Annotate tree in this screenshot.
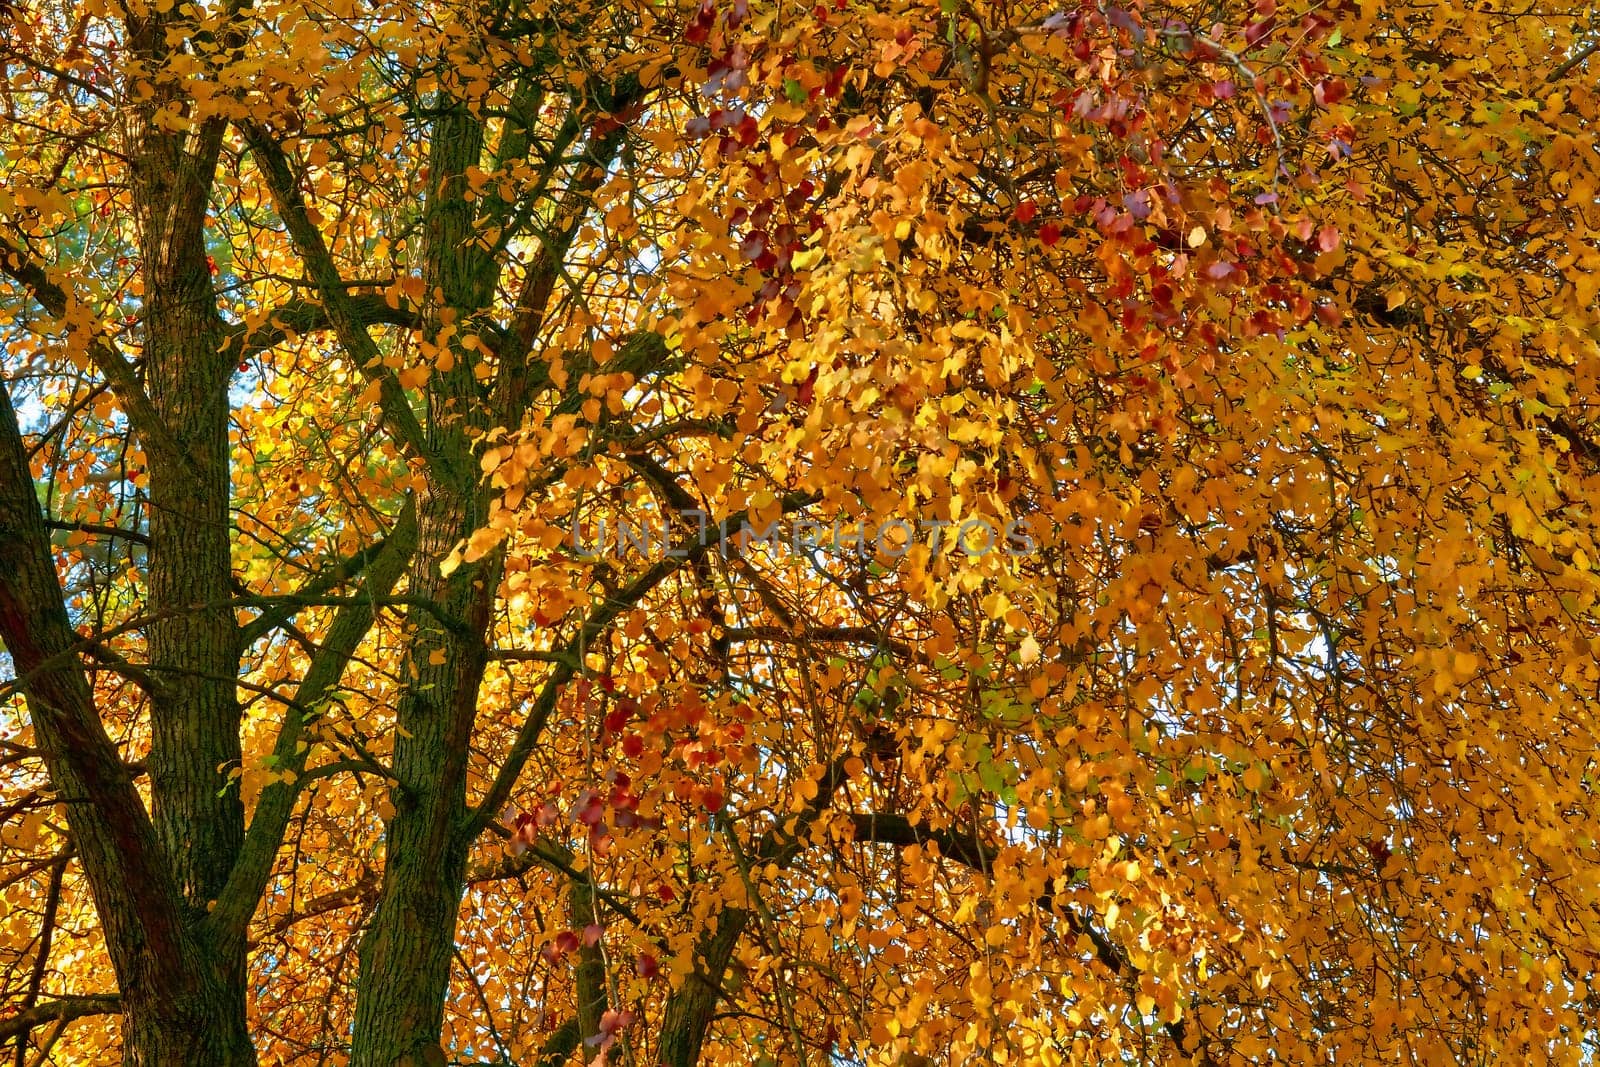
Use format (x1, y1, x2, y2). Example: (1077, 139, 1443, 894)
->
(1, 0, 1598, 1063)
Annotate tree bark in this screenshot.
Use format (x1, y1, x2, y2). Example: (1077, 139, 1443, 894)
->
(0, 381, 253, 1066)
(657, 911, 750, 1067)
(347, 483, 497, 1067)
(121, 7, 253, 1051)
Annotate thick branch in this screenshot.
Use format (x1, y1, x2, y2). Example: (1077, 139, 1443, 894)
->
(535, 1018, 581, 1067)
(655, 757, 850, 1067)
(1547, 20, 1600, 82)
(239, 125, 435, 467)
(493, 82, 650, 423)
(222, 293, 419, 365)
(0, 378, 192, 992)
(238, 526, 409, 647)
(571, 881, 608, 1050)
(0, 997, 121, 1045)
(209, 501, 418, 952)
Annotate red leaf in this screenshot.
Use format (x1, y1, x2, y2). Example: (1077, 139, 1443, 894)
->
(542, 929, 581, 964)
(795, 364, 819, 406)
(574, 789, 606, 827)
(1244, 17, 1275, 47)
(535, 800, 560, 828)
(1038, 222, 1062, 246)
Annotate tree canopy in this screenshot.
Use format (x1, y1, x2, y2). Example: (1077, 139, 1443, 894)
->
(1, 0, 1599, 1064)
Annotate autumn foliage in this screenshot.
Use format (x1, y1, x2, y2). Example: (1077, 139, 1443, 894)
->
(1, 0, 1599, 1064)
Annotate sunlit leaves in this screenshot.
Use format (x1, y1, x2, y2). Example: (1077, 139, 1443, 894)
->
(3, 0, 1600, 1062)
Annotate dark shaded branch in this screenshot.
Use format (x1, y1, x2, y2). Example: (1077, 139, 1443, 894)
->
(222, 293, 419, 365)
(470, 827, 645, 929)
(209, 501, 418, 953)
(843, 811, 1211, 1060)
(40, 520, 149, 547)
(239, 125, 435, 469)
(257, 871, 380, 941)
(724, 626, 917, 661)
(8, 848, 69, 1065)
(0, 996, 121, 1045)
(1547, 21, 1600, 82)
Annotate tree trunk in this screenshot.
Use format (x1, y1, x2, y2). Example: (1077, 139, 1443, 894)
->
(118, 975, 257, 1067)
(347, 98, 505, 1067)
(0, 382, 254, 1067)
(124, 41, 253, 1057)
(348, 484, 497, 1067)
(657, 911, 750, 1067)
